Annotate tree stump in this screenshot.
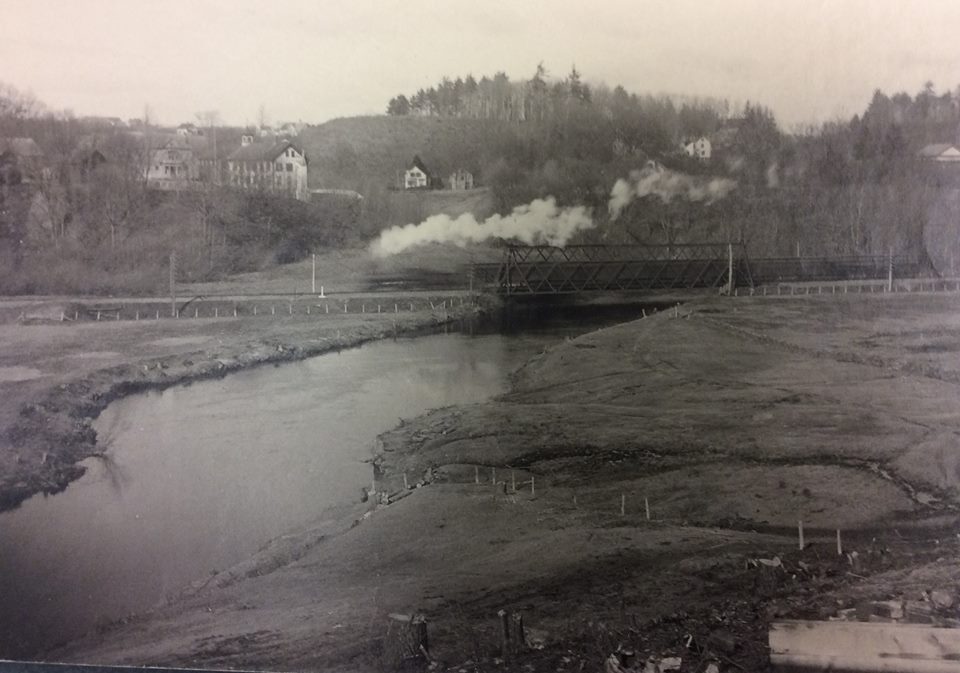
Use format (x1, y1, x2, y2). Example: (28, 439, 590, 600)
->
(384, 613, 429, 670)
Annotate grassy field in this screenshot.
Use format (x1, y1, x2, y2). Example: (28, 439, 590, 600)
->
(177, 242, 502, 297)
(44, 292, 960, 672)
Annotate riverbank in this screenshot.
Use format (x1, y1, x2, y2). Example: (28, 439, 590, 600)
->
(0, 293, 484, 512)
(48, 293, 960, 672)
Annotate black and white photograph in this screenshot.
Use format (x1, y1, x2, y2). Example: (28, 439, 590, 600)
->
(3, 2, 960, 671)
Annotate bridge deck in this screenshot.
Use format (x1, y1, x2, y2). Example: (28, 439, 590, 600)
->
(473, 245, 929, 296)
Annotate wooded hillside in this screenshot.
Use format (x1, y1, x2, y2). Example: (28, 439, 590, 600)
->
(4, 69, 960, 294)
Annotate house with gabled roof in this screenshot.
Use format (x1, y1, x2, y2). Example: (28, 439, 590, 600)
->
(226, 135, 309, 201)
(144, 135, 203, 191)
(70, 135, 109, 180)
(919, 143, 960, 163)
(681, 136, 712, 161)
(404, 155, 442, 189)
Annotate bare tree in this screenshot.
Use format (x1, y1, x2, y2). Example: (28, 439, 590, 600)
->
(139, 103, 157, 188)
(195, 109, 221, 184)
(0, 81, 46, 120)
(257, 104, 269, 131)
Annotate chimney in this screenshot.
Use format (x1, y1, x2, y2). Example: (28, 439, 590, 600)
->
(241, 134, 253, 146)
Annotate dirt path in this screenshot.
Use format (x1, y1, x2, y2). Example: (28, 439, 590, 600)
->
(44, 294, 960, 671)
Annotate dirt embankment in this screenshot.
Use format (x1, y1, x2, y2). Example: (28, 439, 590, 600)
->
(50, 294, 960, 672)
(0, 295, 484, 512)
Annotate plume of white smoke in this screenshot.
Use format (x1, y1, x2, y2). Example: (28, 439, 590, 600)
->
(370, 197, 593, 257)
(608, 162, 738, 220)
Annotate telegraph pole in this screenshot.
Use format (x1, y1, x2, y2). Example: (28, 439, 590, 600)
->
(728, 243, 734, 295)
(169, 251, 177, 317)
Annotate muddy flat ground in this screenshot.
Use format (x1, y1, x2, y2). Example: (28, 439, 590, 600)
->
(38, 293, 960, 672)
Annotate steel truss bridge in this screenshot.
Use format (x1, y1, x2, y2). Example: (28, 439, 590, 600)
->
(472, 244, 930, 296)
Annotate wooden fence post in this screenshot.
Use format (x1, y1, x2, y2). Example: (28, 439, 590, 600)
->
(498, 609, 510, 656)
(510, 612, 525, 653)
(498, 610, 526, 656)
(888, 247, 894, 293)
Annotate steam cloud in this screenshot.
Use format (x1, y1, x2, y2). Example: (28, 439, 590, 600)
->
(370, 164, 738, 257)
(608, 162, 737, 220)
(370, 197, 593, 257)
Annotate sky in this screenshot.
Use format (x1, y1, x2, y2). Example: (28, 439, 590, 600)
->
(3, 0, 960, 130)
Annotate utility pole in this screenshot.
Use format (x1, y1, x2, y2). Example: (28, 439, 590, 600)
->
(728, 243, 734, 295)
(169, 251, 177, 317)
(312, 253, 317, 294)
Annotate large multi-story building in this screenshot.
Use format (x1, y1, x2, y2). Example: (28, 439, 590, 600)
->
(226, 135, 309, 201)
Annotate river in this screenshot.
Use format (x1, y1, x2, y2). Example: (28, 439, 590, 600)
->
(0, 304, 648, 658)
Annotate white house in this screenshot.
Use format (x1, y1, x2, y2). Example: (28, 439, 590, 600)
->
(144, 136, 202, 191)
(682, 136, 712, 161)
(919, 143, 960, 163)
(404, 155, 432, 189)
(226, 136, 309, 201)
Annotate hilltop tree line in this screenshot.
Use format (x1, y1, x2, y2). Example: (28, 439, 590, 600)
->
(386, 64, 736, 157)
